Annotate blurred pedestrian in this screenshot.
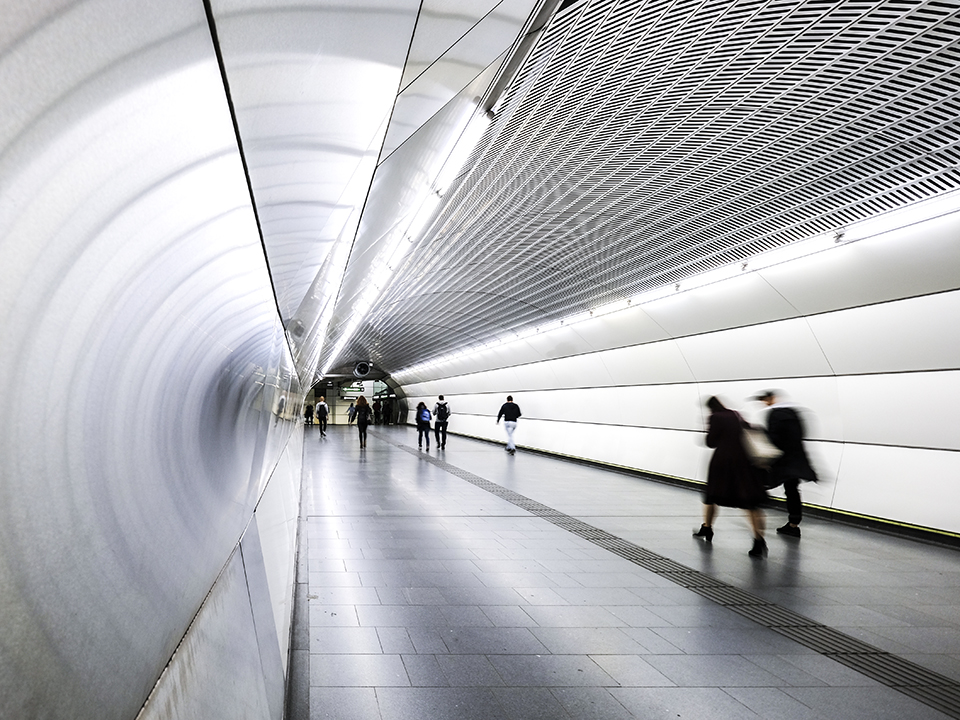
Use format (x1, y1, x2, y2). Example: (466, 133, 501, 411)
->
(694, 396, 768, 557)
(755, 390, 818, 538)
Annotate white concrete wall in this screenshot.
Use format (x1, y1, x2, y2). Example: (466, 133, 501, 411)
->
(398, 209, 960, 536)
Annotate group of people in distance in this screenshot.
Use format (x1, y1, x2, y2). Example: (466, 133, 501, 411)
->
(413, 394, 522, 453)
(308, 388, 815, 558)
(695, 390, 818, 558)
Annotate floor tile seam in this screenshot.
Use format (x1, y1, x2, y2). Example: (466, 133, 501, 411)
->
(371, 431, 960, 715)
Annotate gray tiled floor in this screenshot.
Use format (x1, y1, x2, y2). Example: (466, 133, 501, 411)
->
(303, 425, 960, 719)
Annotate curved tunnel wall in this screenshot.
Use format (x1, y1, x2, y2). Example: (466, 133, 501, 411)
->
(399, 209, 960, 537)
(1, 2, 302, 719)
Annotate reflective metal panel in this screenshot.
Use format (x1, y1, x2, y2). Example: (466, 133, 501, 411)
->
(0, 1, 301, 717)
(383, 0, 539, 155)
(208, 0, 421, 322)
(137, 550, 272, 720)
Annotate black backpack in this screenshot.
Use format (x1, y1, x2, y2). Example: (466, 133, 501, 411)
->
(436, 403, 449, 422)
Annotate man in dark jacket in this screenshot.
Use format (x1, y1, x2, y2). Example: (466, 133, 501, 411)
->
(496, 395, 522, 455)
(756, 390, 818, 537)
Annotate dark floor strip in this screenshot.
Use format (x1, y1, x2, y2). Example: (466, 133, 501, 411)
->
(378, 433, 960, 719)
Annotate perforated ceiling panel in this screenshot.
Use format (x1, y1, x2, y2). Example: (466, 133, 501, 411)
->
(336, 0, 960, 375)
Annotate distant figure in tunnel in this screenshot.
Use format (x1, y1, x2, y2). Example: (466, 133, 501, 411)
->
(496, 395, 522, 455)
(755, 390, 818, 538)
(373, 398, 382, 425)
(433, 395, 450, 449)
(347, 402, 357, 424)
(304, 404, 314, 426)
(355, 396, 372, 448)
(416, 402, 432, 450)
(694, 396, 768, 557)
(383, 397, 394, 425)
(316, 396, 329, 438)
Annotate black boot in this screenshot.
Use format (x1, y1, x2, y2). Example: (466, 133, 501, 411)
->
(748, 536, 767, 558)
(693, 524, 714, 542)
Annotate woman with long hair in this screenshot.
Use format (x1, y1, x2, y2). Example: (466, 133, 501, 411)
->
(694, 396, 768, 557)
(355, 396, 372, 448)
(415, 401, 432, 450)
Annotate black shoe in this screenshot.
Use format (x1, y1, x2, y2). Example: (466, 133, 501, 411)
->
(749, 537, 768, 558)
(776, 523, 801, 538)
(693, 524, 714, 542)
(508, 448, 515, 455)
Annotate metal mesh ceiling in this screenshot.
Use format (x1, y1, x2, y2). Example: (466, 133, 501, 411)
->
(343, 0, 960, 374)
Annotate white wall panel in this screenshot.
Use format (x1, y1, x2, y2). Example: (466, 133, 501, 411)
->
(253, 435, 303, 673)
(137, 551, 271, 720)
(518, 420, 705, 482)
(594, 340, 696, 386)
(695, 376, 844, 442)
(642, 273, 800, 338)
(676, 317, 833, 382)
(762, 210, 960, 316)
(522, 324, 599, 360)
(397, 217, 960, 536)
(835, 371, 960, 451)
(568, 306, 671, 353)
(830, 444, 960, 533)
(809, 291, 960, 375)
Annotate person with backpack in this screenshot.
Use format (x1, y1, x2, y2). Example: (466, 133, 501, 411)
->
(433, 395, 451, 449)
(316, 396, 329, 437)
(415, 402, 432, 450)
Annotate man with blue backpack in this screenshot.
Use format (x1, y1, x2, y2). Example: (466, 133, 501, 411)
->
(433, 395, 451, 449)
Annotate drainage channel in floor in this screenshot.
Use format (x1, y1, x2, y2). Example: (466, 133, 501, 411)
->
(378, 434, 960, 719)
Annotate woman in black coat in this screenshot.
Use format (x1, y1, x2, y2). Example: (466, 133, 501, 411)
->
(694, 396, 768, 557)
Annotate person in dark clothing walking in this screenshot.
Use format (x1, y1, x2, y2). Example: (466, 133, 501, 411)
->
(496, 395, 522, 454)
(304, 404, 314, 426)
(694, 396, 768, 557)
(755, 390, 818, 538)
(316, 396, 329, 437)
(433, 395, 450, 448)
(355, 396, 372, 448)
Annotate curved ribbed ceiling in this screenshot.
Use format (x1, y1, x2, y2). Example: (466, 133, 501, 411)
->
(339, 0, 960, 375)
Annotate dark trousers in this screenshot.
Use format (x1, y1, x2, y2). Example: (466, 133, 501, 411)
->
(783, 478, 802, 525)
(357, 422, 368, 444)
(417, 421, 431, 446)
(434, 421, 448, 446)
